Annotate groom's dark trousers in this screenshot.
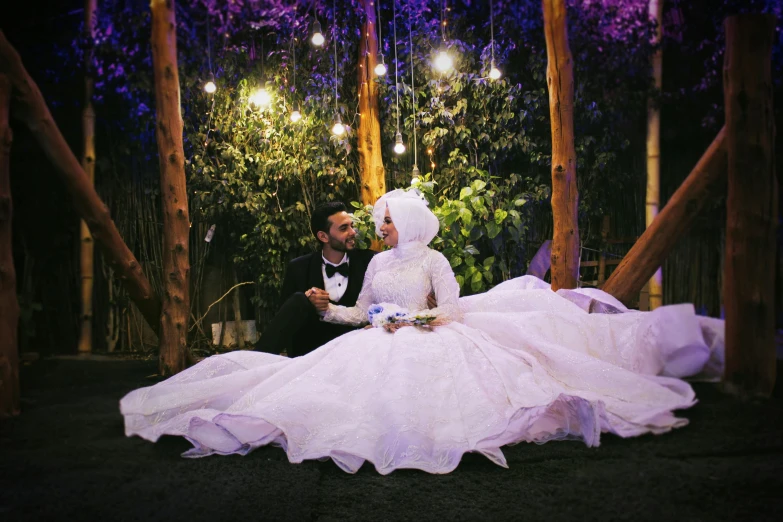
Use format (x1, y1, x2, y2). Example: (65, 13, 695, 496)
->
(255, 249, 376, 357)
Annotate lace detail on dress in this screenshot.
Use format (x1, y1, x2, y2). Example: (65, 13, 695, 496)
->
(323, 243, 462, 326)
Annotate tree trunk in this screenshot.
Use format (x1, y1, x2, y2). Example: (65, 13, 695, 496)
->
(602, 128, 727, 304)
(0, 74, 19, 418)
(78, 0, 97, 355)
(723, 14, 777, 397)
(0, 30, 162, 332)
(543, 0, 579, 291)
(645, 0, 664, 310)
(151, 0, 190, 376)
(357, 0, 385, 206)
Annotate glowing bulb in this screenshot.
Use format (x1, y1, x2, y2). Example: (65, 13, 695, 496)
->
(434, 50, 453, 73)
(331, 113, 345, 136)
(249, 88, 271, 108)
(489, 66, 502, 80)
(374, 55, 387, 76)
(411, 177, 420, 185)
(311, 21, 325, 46)
(290, 109, 302, 123)
(393, 132, 406, 154)
(204, 81, 216, 93)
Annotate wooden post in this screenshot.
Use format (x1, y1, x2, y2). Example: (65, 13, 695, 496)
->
(0, 31, 162, 333)
(151, 0, 190, 375)
(723, 14, 777, 396)
(78, 0, 97, 355)
(645, 0, 664, 310)
(543, 0, 579, 291)
(602, 128, 727, 304)
(357, 0, 385, 206)
(0, 74, 19, 417)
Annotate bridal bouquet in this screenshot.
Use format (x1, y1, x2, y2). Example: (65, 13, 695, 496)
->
(367, 303, 450, 332)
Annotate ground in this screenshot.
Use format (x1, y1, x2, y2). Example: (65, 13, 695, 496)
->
(1, 356, 781, 522)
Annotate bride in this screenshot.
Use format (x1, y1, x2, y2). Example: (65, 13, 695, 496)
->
(121, 189, 724, 474)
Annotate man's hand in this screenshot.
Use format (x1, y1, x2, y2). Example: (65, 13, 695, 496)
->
(305, 288, 331, 312)
(427, 291, 437, 309)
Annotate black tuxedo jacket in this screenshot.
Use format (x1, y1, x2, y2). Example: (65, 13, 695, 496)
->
(280, 249, 376, 306)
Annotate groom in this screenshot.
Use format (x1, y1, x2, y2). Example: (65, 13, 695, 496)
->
(255, 202, 376, 357)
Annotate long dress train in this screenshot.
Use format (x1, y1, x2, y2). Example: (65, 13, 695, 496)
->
(121, 243, 722, 474)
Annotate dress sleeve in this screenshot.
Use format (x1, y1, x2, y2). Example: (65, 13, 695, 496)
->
(322, 255, 378, 326)
(420, 252, 463, 322)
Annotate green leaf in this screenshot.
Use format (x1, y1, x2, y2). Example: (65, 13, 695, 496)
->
(494, 209, 508, 224)
(471, 179, 487, 192)
(459, 187, 473, 200)
(486, 221, 501, 239)
(350, 201, 362, 209)
(464, 245, 480, 256)
(471, 271, 483, 284)
(458, 207, 473, 226)
(483, 256, 495, 268)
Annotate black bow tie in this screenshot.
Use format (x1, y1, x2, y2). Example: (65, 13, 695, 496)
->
(324, 262, 349, 278)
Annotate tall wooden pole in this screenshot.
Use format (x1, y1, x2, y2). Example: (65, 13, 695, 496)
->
(357, 0, 385, 206)
(543, 0, 579, 291)
(151, 0, 190, 375)
(78, 0, 97, 355)
(0, 31, 162, 333)
(723, 14, 777, 397)
(645, 0, 664, 310)
(602, 128, 727, 305)
(0, 74, 19, 418)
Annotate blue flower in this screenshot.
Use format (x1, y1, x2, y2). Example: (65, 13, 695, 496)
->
(368, 304, 384, 321)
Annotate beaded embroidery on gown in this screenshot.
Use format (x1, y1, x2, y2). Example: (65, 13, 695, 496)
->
(121, 191, 724, 475)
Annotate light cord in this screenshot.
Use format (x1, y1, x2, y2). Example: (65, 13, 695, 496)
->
(393, 0, 400, 131)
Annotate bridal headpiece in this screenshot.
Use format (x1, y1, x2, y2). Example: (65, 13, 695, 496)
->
(373, 189, 440, 246)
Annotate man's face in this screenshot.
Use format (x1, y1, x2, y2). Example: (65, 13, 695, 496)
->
(319, 211, 357, 252)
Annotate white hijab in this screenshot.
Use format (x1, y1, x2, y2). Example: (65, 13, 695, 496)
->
(373, 189, 440, 246)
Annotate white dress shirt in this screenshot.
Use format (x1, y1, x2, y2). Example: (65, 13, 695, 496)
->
(322, 253, 349, 302)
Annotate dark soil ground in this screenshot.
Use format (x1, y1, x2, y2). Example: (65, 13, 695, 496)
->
(1, 356, 781, 522)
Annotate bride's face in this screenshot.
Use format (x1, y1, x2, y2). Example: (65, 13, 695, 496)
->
(379, 208, 399, 247)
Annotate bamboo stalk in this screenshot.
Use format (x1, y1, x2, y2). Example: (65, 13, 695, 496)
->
(78, 0, 98, 354)
(646, 0, 664, 309)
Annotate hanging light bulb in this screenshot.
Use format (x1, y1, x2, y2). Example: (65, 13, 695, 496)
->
(411, 164, 420, 185)
(331, 113, 345, 136)
(290, 104, 302, 123)
(434, 48, 453, 73)
(489, 63, 502, 80)
(393, 131, 406, 154)
(374, 54, 387, 76)
(249, 82, 272, 109)
(311, 20, 325, 46)
(204, 80, 216, 93)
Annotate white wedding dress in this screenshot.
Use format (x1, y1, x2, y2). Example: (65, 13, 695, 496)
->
(121, 242, 724, 474)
